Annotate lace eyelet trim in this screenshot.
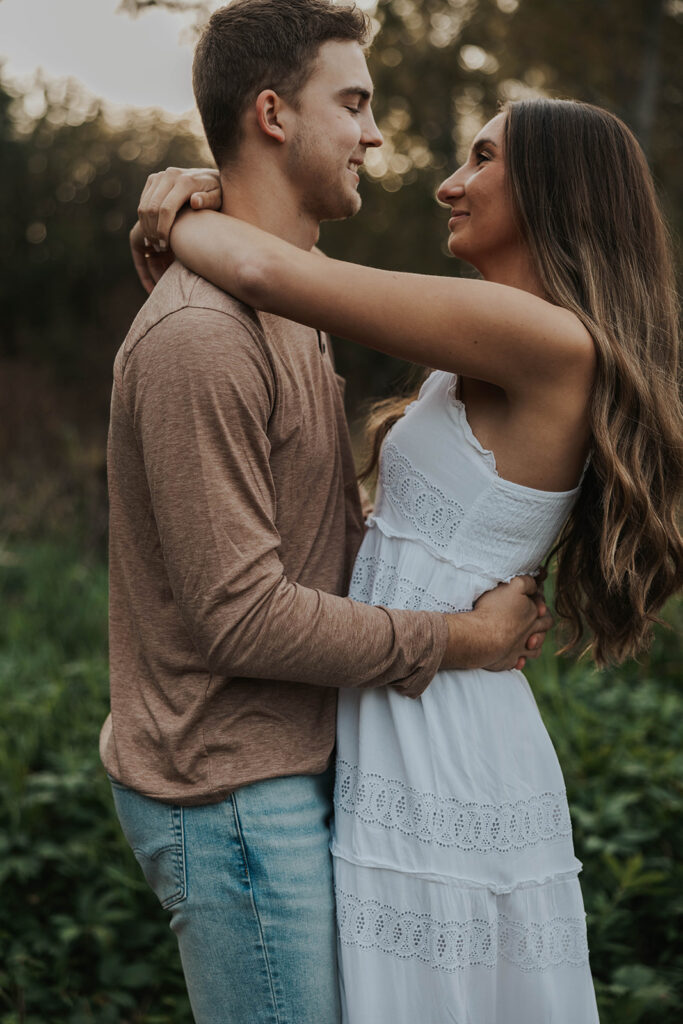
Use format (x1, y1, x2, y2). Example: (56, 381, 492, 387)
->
(337, 890, 589, 972)
(335, 762, 572, 853)
(381, 443, 465, 550)
(349, 554, 470, 613)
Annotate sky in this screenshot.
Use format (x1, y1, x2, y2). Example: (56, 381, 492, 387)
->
(0, 0, 204, 114)
(0, 0, 379, 116)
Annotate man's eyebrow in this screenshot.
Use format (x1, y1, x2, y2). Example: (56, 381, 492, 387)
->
(336, 86, 372, 101)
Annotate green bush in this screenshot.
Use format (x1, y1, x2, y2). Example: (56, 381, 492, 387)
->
(0, 542, 681, 1021)
(526, 600, 683, 1023)
(0, 544, 192, 1023)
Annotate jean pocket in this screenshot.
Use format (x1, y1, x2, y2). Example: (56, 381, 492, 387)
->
(110, 780, 187, 909)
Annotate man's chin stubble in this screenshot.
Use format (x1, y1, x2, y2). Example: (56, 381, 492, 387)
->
(310, 193, 362, 224)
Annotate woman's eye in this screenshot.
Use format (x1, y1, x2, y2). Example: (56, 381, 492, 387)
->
(475, 151, 491, 165)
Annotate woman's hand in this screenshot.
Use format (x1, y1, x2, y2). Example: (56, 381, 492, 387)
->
(138, 167, 222, 250)
(129, 220, 175, 294)
(130, 167, 222, 292)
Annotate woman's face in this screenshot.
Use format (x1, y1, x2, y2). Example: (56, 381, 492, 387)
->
(436, 113, 524, 275)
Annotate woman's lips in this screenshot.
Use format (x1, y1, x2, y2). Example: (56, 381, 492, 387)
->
(448, 212, 470, 229)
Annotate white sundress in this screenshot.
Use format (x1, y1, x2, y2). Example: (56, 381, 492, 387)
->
(332, 370, 599, 1023)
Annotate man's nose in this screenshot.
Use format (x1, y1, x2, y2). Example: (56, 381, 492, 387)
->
(361, 108, 383, 149)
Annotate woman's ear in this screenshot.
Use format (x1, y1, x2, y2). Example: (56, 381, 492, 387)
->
(254, 90, 287, 144)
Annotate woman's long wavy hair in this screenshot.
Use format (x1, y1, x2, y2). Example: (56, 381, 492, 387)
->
(361, 98, 683, 665)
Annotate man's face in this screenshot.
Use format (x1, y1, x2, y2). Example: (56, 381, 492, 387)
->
(284, 40, 383, 223)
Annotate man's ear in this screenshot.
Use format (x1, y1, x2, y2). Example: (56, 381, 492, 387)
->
(254, 89, 287, 144)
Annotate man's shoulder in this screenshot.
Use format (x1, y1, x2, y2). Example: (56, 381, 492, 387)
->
(119, 262, 263, 365)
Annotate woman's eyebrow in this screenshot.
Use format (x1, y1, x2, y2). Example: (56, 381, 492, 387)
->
(473, 138, 498, 151)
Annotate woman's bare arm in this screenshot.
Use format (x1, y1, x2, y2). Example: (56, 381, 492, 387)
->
(170, 210, 594, 398)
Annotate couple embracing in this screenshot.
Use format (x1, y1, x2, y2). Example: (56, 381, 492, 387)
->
(101, 1, 682, 1022)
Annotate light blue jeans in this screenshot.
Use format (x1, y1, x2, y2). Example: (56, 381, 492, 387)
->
(109, 767, 341, 1024)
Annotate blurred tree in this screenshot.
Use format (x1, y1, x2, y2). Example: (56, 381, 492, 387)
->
(119, 0, 682, 237)
(1, 0, 680, 538)
(323, 0, 681, 403)
(322, 0, 683, 256)
(0, 72, 206, 383)
(346, 0, 681, 402)
(0, 70, 208, 543)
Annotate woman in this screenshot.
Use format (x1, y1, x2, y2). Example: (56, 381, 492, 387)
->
(135, 99, 682, 1022)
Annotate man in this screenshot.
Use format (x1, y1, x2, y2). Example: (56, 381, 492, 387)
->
(103, 2, 551, 1021)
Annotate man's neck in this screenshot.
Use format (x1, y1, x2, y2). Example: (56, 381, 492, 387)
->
(219, 161, 320, 251)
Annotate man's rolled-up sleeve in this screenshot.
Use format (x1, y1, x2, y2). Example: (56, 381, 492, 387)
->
(123, 308, 448, 698)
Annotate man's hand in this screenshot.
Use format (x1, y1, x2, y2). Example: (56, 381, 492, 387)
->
(138, 167, 222, 251)
(483, 585, 550, 671)
(440, 575, 553, 673)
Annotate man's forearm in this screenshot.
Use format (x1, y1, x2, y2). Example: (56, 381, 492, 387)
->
(179, 568, 449, 696)
(440, 610, 489, 671)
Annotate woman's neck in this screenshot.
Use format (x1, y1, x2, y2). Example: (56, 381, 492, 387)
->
(476, 247, 546, 300)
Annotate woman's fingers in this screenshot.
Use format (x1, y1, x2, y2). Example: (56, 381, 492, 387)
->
(130, 221, 155, 294)
(156, 178, 221, 243)
(155, 180, 195, 246)
(189, 184, 222, 211)
(129, 220, 175, 293)
(137, 168, 222, 250)
(139, 173, 176, 247)
(137, 171, 165, 246)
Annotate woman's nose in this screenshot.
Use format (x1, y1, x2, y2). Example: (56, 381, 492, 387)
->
(436, 174, 466, 206)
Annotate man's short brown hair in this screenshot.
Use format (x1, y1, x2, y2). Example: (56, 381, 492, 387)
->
(193, 0, 371, 169)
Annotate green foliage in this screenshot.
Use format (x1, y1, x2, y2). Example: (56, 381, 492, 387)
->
(1, 542, 681, 1021)
(0, 544, 192, 1023)
(526, 598, 683, 1023)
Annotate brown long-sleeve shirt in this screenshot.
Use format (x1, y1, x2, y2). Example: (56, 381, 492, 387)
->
(100, 262, 448, 804)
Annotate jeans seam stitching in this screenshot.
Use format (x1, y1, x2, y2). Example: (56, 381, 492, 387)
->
(157, 806, 186, 909)
(173, 805, 187, 901)
(232, 794, 282, 1024)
